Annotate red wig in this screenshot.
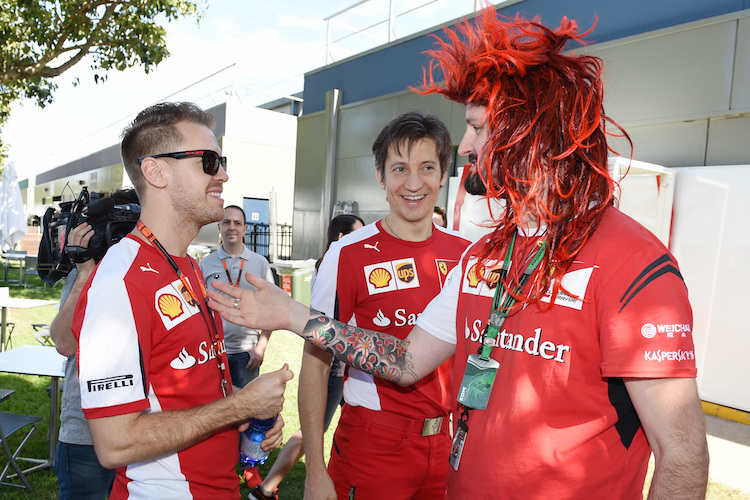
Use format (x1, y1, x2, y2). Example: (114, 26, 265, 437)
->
(418, 6, 632, 307)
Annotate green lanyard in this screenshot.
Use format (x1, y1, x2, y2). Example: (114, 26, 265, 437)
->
(479, 232, 547, 361)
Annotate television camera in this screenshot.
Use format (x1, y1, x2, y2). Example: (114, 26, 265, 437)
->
(38, 186, 140, 284)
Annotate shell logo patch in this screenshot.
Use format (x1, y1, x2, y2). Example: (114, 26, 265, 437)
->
(467, 263, 481, 288)
(158, 294, 184, 319)
(368, 268, 392, 289)
(156, 279, 201, 330)
(364, 258, 420, 295)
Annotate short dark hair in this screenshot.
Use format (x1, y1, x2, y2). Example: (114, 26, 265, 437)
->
(224, 205, 246, 224)
(120, 102, 215, 197)
(327, 214, 365, 249)
(372, 111, 452, 179)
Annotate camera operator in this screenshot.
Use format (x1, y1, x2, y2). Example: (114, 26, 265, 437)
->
(50, 188, 138, 500)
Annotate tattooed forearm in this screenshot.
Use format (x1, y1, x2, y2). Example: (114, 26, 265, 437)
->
(303, 310, 419, 385)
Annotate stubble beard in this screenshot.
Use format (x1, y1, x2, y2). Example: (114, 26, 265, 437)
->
(171, 179, 224, 233)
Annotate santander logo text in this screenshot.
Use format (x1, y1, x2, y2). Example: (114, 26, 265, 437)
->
(465, 323, 570, 363)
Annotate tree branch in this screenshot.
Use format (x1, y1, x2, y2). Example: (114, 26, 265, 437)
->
(41, 4, 119, 77)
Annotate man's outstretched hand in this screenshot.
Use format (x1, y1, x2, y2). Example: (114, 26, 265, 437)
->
(207, 273, 308, 334)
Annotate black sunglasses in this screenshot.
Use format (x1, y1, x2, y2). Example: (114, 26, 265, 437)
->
(136, 150, 227, 175)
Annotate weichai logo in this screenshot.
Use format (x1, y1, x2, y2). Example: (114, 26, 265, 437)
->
(656, 323, 691, 337)
(396, 262, 415, 283)
(641, 323, 691, 338)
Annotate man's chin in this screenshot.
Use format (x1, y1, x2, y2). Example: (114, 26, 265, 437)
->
(464, 171, 488, 196)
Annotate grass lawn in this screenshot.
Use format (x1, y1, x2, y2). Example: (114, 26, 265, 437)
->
(1, 266, 748, 499)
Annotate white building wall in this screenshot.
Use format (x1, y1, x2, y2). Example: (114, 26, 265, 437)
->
(221, 104, 297, 226)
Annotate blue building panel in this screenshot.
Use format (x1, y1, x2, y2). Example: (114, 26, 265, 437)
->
(303, 0, 750, 115)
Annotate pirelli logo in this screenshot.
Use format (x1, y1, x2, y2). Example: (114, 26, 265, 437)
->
(87, 375, 134, 392)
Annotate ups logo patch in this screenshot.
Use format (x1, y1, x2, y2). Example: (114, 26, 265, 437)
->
(485, 269, 502, 289)
(396, 262, 415, 283)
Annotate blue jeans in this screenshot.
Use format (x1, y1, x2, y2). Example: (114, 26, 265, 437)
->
(228, 352, 260, 388)
(54, 442, 115, 500)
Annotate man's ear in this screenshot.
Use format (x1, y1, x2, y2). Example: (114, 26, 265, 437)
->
(140, 157, 168, 189)
(440, 169, 448, 188)
(376, 168, 385, 189)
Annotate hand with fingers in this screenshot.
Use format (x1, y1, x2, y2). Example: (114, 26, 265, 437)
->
(235, 364, 294, 454)
(208, 273, 309, 333)
(65, 222, 97, 273)
(246, 346, 264, 371)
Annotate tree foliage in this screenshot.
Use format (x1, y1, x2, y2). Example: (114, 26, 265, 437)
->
(0, 0, 207, 165)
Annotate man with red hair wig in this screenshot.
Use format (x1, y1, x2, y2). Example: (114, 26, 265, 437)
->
(208, 8, 709, 499)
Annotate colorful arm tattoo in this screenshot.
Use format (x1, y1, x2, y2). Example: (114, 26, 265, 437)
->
(303, 309, 419, 385)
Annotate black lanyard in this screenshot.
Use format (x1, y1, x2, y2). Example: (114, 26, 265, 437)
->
(136, 221, 230, 397)
(222, 257, 244, 287)
(479, 232, 547, 360)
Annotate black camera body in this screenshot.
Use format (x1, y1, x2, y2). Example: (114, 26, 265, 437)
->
(38, 187, 140, 284)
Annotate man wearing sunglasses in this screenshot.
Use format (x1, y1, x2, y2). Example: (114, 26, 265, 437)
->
(72, 102, 293, 499)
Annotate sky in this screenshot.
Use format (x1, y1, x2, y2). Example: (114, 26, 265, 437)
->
(4, 0, 483, 182)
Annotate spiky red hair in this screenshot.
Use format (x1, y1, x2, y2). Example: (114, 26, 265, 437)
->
(418, 6, 632, 307)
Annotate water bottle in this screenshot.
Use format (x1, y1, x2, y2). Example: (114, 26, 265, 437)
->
(239, 416, 277, 466)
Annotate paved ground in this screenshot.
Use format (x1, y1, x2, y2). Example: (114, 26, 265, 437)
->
(706, 414, 750, 494)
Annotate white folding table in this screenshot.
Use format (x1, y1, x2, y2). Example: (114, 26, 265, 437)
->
(0, 345, 67, 468)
